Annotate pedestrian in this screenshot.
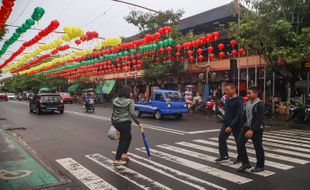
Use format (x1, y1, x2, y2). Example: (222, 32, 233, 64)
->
(112, 85, 143, 167)
(215, 85, 243, 163)
(237, 86, 265, 173)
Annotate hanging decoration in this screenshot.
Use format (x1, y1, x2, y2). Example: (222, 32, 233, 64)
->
(0, 7, 45, 60)
(0, 20, 59, 71)
(0, 0, 15, 31)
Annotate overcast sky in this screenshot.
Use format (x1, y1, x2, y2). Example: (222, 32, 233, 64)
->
(0, 0, 232, 77)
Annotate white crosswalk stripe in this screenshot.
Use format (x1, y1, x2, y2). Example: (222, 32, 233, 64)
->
(56, 158, 117, 190)
(55, 129, 310, 190)
(158, 143, 274, 177)
(206, 138, 309, 164)
(86, 153, 172, 190)
(136, 148, 252, 184)
(115, 152, 227, 190)
(191, 139, 293, 170)
(217, 138, 310, 159)
(266, 131, 310, 141)
(267, 131, 310, 140)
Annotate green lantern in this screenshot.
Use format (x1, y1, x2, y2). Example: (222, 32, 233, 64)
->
(26, 19, 35, 26)
(167, 37, 174, 45)
(158, 41, 164, 47)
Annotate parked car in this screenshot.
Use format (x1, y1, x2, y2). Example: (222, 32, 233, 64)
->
(0, 93, 8, 101)
(134, 90, 188, 120)
(59, 92, 74, 104)
(7, 93, 17, 100)
(29, 93, 64, 115)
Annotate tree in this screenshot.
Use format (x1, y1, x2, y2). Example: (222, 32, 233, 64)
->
(229, 0, 310, 96)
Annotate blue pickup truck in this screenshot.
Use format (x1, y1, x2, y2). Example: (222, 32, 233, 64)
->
(134, 90, 189, 120)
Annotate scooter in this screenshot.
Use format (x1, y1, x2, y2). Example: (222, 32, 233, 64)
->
(83, 99, 95, 113)
(286, 103, 310, 122)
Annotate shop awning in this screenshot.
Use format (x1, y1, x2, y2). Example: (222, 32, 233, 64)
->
(67, 84, 79, 93)
(96, 80, 116, 94)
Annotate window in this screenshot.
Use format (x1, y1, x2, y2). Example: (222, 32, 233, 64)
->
(154, 93, 164, 101)
(41, 95, 61, 102)
(164, 92, 184, 102)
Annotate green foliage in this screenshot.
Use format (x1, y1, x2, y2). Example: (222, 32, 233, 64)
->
(125, 9, 184, 35)
(0, 75, 69, 93)
(230, 0, 310, 80)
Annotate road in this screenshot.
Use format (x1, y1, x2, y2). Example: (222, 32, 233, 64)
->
(0, 100, 310, 190)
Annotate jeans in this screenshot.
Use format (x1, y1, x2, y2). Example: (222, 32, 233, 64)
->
(114, 121, 132, 160)
(237, 127, 265, 168)
(218, 124, 241, 159)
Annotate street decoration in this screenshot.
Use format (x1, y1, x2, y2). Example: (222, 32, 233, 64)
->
(0, 0, 15, 31)
(0, 20, 60, 71)
(0, 7, 45, 60)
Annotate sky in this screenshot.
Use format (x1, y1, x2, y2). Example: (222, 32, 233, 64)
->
(0, 0, 232, 78)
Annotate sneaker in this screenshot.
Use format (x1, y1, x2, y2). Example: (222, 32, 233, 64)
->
(251, 167, 265, 173)
(215, 156, 230, 162)
(237, 163, 252, 172)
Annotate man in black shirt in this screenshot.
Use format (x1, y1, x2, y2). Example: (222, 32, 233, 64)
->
(237, 87, 265, 173)
(215, 85, 243, 163)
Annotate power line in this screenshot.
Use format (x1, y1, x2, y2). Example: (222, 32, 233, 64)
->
(81, 4, 115, 28)
(10, 0, 32, 24)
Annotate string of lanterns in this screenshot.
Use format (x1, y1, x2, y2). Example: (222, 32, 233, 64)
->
(0, 0, 15, 31)
(0, 7, 45, 60)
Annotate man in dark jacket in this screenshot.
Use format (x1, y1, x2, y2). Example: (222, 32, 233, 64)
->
(237, 86, 265, 173)
(215, 85, 243, 163)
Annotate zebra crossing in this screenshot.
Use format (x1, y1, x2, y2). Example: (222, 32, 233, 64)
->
(56, 129, 310, 190)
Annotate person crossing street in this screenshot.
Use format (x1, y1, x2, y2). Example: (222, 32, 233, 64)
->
(215, 85, 243, 163)
(237, 87, 265, 173)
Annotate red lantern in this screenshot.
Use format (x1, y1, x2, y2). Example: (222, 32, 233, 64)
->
(143, 52, 148, 57)
(153, 32, 161, 40)
(176, 44, 182, 51)
(166, 46, 172, 53)
(209, 53, 215, 59)
(231, 50, 238, 57)
(217, 43, 225, 50)
(156, 57, 160, 62)
(198, 55, 204, 61)
(151, 50, 156, 55)
(175, 52, 181, 57)
(189, 56, 195, 63)
(239, 48, 246, 55)
(212, 31, 220, 40)
(205, 34, 213, 42)
(75, 39, 81, 45)
(197, 48, 203, 55)
(218, 52, 225, 59)
(50, 20, 60, 29)
(230, 40, 237, 47)
(207, 46, 214, 53)
(187, 50, 193, 56)
(159, 47, 165, 53)
(159, 27, 165, 35)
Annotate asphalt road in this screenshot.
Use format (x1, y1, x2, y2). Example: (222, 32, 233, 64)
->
(1, 100, 310, 190)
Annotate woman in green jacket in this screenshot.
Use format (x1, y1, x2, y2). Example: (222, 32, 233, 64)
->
(112, 85, 143, 167)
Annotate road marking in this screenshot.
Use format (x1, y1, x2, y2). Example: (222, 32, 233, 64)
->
(263, 134, 310, 145)
(192, 139, 293, 170)
(159, 143, 274, 177)
(273, 130, 310, 138)
(282, 129, 310, 134)
(265, 132, 310, 141)
(126, 152, 227, 190)
(111, 152, 211, 190)
(86, 153, 172, 190)
(56, 158, 117, 190)
(261, 137, 310, 148)
(136, 148, 252, 184)
(206, 138, 309, 164)
(221, 138, 310, 159)
(186, 129, 220, 134)
(226, 136, 310, 154)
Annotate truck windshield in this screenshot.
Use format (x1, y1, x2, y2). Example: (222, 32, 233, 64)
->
(164, 92, 184, 102)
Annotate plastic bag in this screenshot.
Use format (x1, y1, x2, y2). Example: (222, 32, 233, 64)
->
(107, 125, 120, 140)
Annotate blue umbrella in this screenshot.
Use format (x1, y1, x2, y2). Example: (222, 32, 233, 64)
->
(141, 128, 151, 158)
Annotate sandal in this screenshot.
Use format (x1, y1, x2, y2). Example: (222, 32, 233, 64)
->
(121, 157, 130, 163)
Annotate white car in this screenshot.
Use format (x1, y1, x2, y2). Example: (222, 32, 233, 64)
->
(7, 93, 17, 100)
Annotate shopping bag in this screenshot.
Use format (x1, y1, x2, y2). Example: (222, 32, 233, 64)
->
(107, 125, 120, 140)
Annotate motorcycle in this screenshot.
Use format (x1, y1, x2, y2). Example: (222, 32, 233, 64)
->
(83, 98, 95, 113)
(286, 102, 310, 122)
(205, 99, 225, 121)
(192, 96, 206, 113)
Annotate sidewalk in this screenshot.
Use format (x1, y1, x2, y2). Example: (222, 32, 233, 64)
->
(0, 122, 61, 190)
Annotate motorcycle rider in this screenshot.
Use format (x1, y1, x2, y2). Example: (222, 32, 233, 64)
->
(83, 92, 93, 109)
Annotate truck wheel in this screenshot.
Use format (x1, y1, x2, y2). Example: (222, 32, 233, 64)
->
(175, 114, 183, 120)
(154, 110, 162, 120)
